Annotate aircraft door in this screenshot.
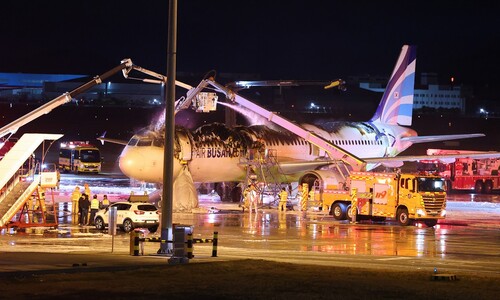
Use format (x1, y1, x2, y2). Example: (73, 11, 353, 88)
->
(175, 130, 192, 162)
(310, 144, 320, 157)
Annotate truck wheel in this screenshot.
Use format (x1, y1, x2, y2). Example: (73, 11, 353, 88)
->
(396, 208, 411, 226)
(424, 219, 437, 227)
(474, 181, 484, 194)
(332, 202, 346, 220)
(484, 180, 493, 194)
(446, 180, 453, 193)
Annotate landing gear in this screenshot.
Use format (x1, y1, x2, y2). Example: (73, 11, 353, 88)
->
(215, 182, 241, 202)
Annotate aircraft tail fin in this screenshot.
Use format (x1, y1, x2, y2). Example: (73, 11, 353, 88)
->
(370, 45, 417, 126)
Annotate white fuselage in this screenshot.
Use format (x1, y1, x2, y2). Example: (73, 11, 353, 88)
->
(118, 122, 417, 184)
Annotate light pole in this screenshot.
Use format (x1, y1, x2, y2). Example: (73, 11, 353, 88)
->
(159, 0, 177, 254)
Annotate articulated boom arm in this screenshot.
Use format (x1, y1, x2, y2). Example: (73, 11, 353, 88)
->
(198, 78, 366, 172)
(120, 59, 214, 115)
(0, 60, 135, 140)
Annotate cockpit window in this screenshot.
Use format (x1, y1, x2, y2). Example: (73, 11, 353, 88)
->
(137, 139, 153, 146)
(127, 138, 139, 146)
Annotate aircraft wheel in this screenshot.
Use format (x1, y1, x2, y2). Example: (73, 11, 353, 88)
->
(231, 185, 242, 203)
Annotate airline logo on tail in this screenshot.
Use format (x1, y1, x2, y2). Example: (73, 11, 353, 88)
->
(370, 45, 416, 126)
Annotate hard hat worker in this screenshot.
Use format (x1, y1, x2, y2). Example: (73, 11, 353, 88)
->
(89, 194, 100, 225)
(100, 194, 110, 209)
(70, 186, 81, 217)
(278, 187, 288, 212)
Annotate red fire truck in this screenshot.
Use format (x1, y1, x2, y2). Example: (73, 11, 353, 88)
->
(417, 149, 500, 194)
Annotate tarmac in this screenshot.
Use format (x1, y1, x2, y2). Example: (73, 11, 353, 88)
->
(0, 250, 200, 276)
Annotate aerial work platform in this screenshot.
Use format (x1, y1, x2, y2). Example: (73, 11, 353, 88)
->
(0, 133, 63, 228)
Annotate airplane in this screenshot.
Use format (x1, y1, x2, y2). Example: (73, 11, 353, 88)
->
(99, 45, 497, 204)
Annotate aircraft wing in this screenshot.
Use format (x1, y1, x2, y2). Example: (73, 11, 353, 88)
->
(364, 151, 500, 167)
(401, 133, 484, 144)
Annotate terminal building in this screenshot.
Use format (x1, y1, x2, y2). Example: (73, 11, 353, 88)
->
(358, 72, 467, 115)
(0, 71, 471, 115)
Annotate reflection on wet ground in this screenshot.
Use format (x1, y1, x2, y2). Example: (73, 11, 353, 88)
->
(1, 174, 499, 266)
(4, 199, 494, 260)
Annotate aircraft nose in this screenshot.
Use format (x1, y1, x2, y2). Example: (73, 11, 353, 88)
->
(119, 148, 145, 179)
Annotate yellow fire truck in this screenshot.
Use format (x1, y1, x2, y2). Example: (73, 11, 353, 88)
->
(301, 170, 447, 227)
(58, 141, 101, 173)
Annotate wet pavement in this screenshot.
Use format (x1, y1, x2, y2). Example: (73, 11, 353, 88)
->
(0, 173, 499, 277)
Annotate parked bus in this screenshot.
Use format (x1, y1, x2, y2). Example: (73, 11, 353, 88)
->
(58, 141, 101, 174)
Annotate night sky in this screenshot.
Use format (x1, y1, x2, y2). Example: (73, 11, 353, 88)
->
(1, 1, 499, 87)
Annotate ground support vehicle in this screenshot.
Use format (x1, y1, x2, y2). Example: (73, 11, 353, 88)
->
(302, 170, 447, 227)
(94, 201, 159, 233)
(58, 141, 101, 173)
(417, 150, 500, 194)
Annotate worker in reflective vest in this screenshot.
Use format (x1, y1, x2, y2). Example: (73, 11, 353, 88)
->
(89, 194, 100, 225)
(278, 187, 288, 212)
(100, 194, 110, 209)
(71, 186, 81, 216)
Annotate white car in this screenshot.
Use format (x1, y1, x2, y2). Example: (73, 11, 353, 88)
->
(94, 202, 159, 233)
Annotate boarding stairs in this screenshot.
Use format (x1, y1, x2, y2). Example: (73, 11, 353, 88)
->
(0, 133, 62, 228)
